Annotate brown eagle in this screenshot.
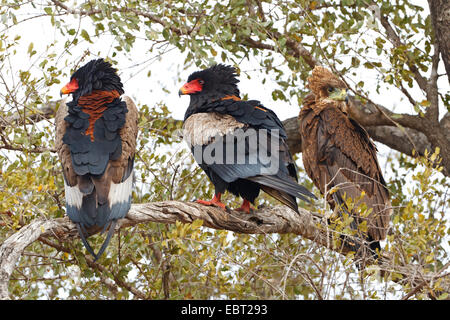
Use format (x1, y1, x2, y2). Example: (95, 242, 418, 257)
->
(299, 66, 391, 255)
(56, 58, 139, 260)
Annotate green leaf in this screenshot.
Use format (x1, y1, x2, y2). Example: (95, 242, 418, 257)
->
(80, 29, 92, 43)
(191, 219, 204, 230)
(27, 42, 34, 57)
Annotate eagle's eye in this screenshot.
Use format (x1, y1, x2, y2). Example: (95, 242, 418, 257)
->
(327, 87, 334, 93)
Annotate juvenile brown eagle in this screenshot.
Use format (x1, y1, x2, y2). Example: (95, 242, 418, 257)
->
(299, 66, 391, 254)
(56, 58, 138, 260)
(179, 64, 316, 213)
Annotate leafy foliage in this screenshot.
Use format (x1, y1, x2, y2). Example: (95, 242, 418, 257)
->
(0, 0, 448, 300)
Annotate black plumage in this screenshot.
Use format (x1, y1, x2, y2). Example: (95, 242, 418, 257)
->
(68, 59, 125, 100)
(56, 58, 139, 260)
(63, 98, 127, 176)
(180, 64, 315, 213)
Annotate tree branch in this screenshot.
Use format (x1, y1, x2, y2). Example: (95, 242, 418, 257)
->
(365, 125, 431, 158)
(50, 0, 185, 36)
(0, 100, 60, 129)
(369, 1, 429, 92)
(283, 109, 440, 174)
(1, 201, 449, 299)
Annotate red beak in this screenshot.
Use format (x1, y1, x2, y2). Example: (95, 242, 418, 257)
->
(60, 78, 79, 96)
(179, 79, 203, 96)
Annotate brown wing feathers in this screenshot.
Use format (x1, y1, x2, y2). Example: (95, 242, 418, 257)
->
(110, 96, 139, 184)
(55, 102, 77, 187)
(300, 66, 391, 248)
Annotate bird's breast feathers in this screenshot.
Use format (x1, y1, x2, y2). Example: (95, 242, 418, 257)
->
(62, 95, 128, 176)
(183, 112, 245, 146)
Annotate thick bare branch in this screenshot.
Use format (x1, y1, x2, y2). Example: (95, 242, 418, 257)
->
(365, 125, 430, 158)
(347, 97, 423, 131)
(1, 200, 449, 299)
(0, 219, 62, 300)
(282, 116, 303, 154)
(283, 112, 437, 170)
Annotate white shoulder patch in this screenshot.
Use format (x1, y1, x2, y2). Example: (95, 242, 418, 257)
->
(183, 112, 245, 146)
(108, 173, 133, 207)
(64, 182, 83, 209)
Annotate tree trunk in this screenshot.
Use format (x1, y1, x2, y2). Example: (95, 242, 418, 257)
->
(429, 0, 450, 83)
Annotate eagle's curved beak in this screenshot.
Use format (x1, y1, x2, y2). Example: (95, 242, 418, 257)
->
(330, 88, 348, 101)
(60, 86, 71, 97)
(178, 84, 189, 97)
(178, 79, 203, 97)
(60, 78, 79, 97)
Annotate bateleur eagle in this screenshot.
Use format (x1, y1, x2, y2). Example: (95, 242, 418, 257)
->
(299, 66, 392, 255)
(56, 58, 138, 260)
(179, 64, 315, 213)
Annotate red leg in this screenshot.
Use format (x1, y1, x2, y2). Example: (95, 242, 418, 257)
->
(196, 193, 228, 210)
(235, 199, 255, 214)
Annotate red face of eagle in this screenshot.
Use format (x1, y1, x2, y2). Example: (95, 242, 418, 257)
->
(60, 77, 79, 95)
(56, 58, 138, 260)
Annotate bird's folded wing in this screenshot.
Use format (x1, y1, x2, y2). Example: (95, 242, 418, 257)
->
(316, 104, 391, 240)
(202, 99, 287, 138)
(55, 101, 77, 186)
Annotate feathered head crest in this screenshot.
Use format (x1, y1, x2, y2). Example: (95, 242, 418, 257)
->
(181, 64, 241, 119)
(70, 58, 124, 99)
(307, 66, 346, 95)
(187, 64, 239, 88)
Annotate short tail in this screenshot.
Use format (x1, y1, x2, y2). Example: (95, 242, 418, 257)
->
(66, 186, 130, 260)
(260, 186, 299, 213)
(248, 174, 317, 204)
(65, 167, 134, 260)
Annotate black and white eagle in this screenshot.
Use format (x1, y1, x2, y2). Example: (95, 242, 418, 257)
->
(179, 64, 315, 213)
